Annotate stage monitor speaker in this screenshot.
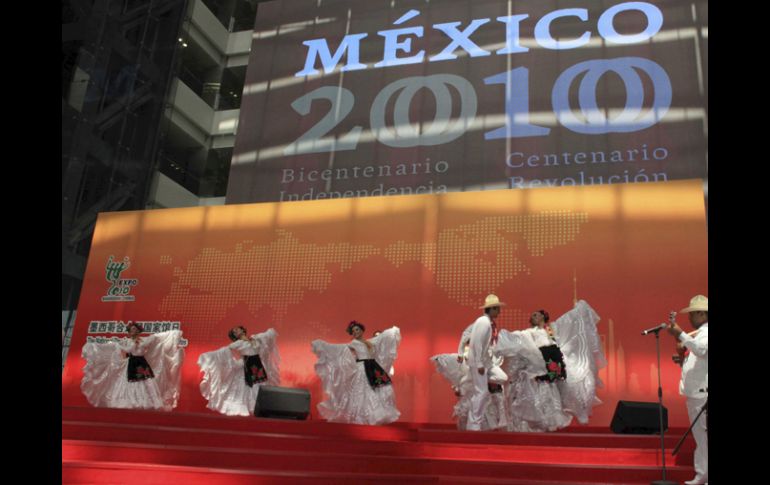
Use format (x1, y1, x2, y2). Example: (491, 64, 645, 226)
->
(255, 385, 310, 420)
(610, 400, 668, 434)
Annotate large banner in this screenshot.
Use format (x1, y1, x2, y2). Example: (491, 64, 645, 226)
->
(63, 180, 707, 426)
(227, 0, 708, 203)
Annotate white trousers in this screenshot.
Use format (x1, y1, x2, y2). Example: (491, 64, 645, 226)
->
(686, 396, 708, 481)
(467, 365, 508, 431)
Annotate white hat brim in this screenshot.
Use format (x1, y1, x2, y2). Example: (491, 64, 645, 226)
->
(680, 305, 708, 313)
(480, 302, 507, 309)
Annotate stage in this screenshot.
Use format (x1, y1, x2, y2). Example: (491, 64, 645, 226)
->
(63, 406, 696, 484)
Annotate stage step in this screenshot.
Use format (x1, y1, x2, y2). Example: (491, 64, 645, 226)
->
(62, 406, 697, 484)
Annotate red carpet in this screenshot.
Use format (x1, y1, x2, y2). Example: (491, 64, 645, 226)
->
(62, 406, 697, 484)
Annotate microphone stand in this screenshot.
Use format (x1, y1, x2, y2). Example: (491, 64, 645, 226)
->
(648, 326, 677, 485)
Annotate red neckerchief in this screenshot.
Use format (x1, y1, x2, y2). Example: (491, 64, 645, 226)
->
(490, 320, 499, 345)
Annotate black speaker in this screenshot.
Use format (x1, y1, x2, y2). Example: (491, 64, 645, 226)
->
(255, 385, 311, 420)
(610, 400, 668, 434)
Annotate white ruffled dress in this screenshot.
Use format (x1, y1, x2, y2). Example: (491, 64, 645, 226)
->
(197, 328, 280, 416)
(80, 330, 185, 411)
(431, 352, 509, 431)
(495, 300, 607, 432)
(312, 326, 401, 425)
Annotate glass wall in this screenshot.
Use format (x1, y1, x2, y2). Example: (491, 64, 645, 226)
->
(62, 0, 257, 362)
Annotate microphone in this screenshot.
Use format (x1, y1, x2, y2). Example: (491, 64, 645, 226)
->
(641, 323, 668, 335)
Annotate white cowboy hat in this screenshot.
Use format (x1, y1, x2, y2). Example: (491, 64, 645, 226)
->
(680, 295, 708, 313)
(480, 294, 507, 309)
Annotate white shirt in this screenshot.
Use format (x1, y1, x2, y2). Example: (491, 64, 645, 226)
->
(229, 337, 261, 357)
(348, 339, 375, 360)
(119, 337, 150, 356)
(523, 327, 554, 348)
(467, 315, 495, 369)
(679, 322, 708, 398)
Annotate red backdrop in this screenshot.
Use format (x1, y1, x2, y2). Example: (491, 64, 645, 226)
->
(62, 180, 707, 426)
